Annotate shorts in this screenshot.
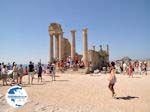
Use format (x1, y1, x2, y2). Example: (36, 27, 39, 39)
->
(29, 72, 34, 78)
(2, 74, 7, 79)
(18, 73, 23, 77)
(38, 73, 42, 77)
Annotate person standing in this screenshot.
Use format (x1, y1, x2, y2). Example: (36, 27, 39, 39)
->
(108, 61, 117, 97)
(18, 64, 24, 84)
(128, 62, 133, 78)
(51, 61, 56, 81)
(24, 66, 28, 75)
(28, 61, 34, 84)
(37, 63, 43, 83)
(138, 62, 142, 75)
(13, 64, 18, 84)
(123, 62, 127, 75)
(2, 65, 8, 86)
(89, 62, 94, 74)
(143, 62, 147, 75)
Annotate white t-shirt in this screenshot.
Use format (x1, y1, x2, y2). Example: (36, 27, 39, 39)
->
(123, 63, 127, 70)
(2, 68, 7, 74)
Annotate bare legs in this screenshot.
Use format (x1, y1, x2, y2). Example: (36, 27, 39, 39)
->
(108, 83, 116, 97)
(28, 72, 34, 84)
(2, 74, 8, 86)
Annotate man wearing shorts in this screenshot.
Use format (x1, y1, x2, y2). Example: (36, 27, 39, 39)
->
(13, 64, 18, 84)
(37, 63, 43, 83)
(28, 61, 34, 84)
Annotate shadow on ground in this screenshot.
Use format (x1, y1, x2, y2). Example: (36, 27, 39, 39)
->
(132, 76, 141, 78)
(55, 80, 69, 82)
(115, 96, 139, 100)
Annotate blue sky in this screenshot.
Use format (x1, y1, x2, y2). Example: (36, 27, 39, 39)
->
(0, 0, 150, 64)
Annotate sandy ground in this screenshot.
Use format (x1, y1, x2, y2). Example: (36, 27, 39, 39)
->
(0, 72, 150, 112)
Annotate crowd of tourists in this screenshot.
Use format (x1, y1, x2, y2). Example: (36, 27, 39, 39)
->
(52, 56, 85, 72)
(0, 61, 56, 86)
(115, 61, 148, 77)
(0, 59, 149, 99)
(0, 56, 86, 86)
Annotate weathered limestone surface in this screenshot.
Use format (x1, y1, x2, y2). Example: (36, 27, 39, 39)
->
(71, 30, 76, 59)
(49, 34, 54, 62)
(82, 28, 88, 67)
(55, 35, 59, 59)
(62, 38, 71, 60)
(88, 45, 109, 70)
(88, 50, 100, 69)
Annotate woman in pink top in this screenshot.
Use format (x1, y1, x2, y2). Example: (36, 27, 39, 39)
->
(128, 62, 133, 78)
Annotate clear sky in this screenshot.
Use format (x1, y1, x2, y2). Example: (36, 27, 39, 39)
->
(0, 0, 150, 64)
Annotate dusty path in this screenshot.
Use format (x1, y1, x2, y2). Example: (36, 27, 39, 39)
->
(0, 73, 150, 112)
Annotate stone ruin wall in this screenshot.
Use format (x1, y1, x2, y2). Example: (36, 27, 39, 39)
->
(88, 50, 109, 70)
(62, 38, 71, 60)
(49, 23, 109, 68)
(88, 50, 100, 69)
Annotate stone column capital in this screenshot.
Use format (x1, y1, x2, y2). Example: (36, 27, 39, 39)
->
(49, 33, 54, 37)
(58, 32, 64, 35)
(82, 28, 88, 33)
(71, 30, 76, 33)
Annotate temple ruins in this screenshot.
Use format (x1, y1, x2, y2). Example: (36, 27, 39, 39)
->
(48, 23, 109, 70)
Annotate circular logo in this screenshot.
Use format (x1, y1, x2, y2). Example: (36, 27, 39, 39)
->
(5, 85, 28, 108)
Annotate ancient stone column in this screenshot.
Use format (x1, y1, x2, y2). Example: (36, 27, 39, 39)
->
(50, 34, 54, 62)
(55, 35, 59, 59)
(59, 32, 63, 60)
(82, 28, 88, 67)
(107, 44, 109, 55)
(106, 44, 109, 62)
(71, 30, 76, 59)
